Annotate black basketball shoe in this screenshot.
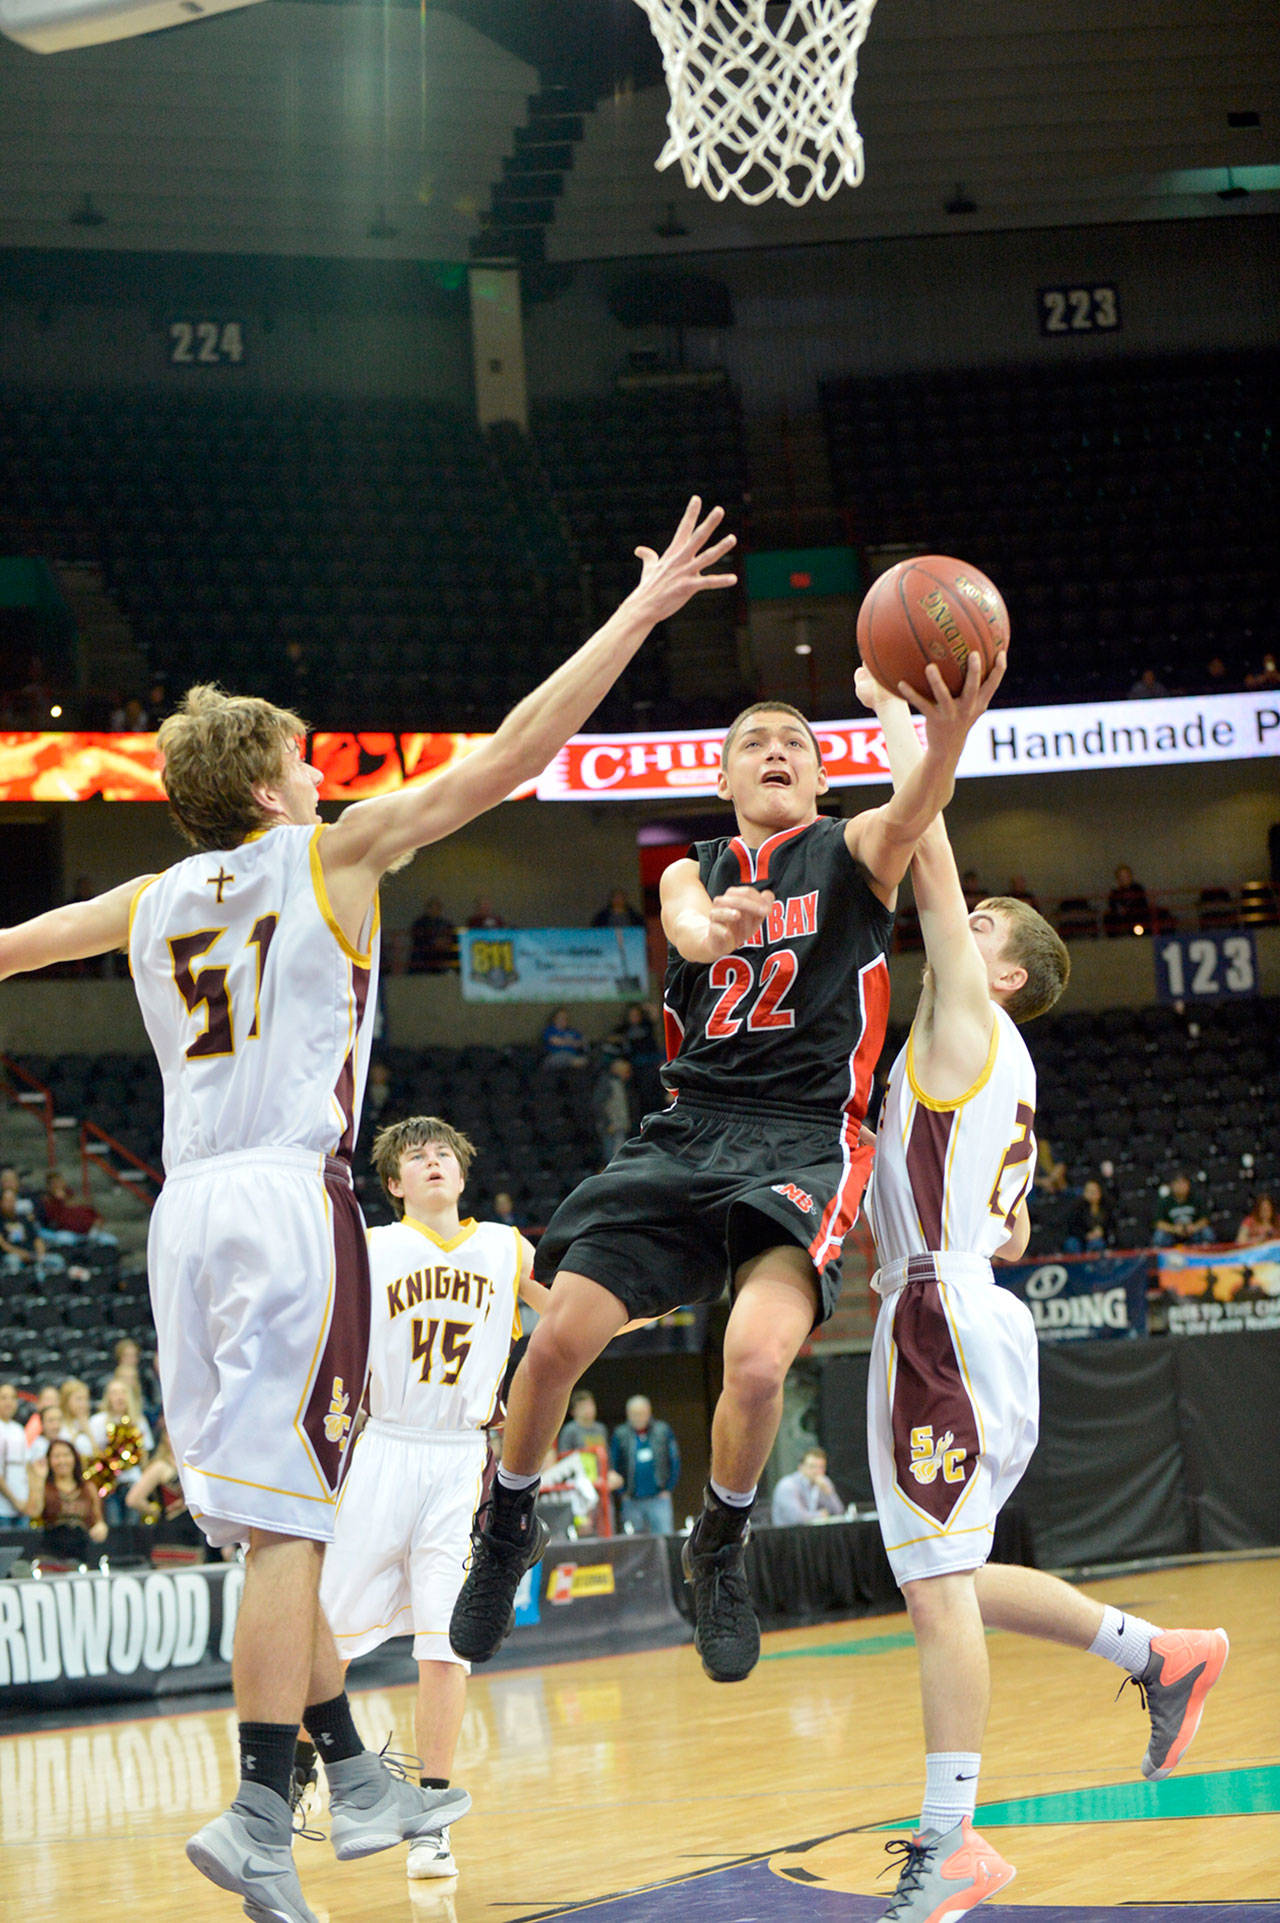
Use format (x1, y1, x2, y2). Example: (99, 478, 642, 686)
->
(681, 1491, 759, 1683)
(449, 1491, 550, 1664)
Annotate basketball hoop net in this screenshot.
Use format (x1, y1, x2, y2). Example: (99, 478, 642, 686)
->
(634, 0, 879, 208)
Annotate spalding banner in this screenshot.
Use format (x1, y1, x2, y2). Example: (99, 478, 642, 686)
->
(997, 1253, 1149, 1342)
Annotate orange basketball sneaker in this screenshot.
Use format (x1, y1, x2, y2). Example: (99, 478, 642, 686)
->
(1134, 1626, 1230, 1780)
(880, 1817, 1015, 1922)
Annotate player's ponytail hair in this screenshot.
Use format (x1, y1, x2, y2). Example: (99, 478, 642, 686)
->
(982, 897, 1070, 1023)
(157, 685, 307, 851)
(372, 1116, 477, 1215)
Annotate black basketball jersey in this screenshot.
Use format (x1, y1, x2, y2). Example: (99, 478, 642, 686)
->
(661, 814, 894, 1121)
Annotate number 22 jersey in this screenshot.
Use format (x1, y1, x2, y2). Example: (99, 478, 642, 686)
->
(661, 815, 894, 1120)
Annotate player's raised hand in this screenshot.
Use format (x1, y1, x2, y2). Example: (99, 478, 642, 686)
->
(704, 884, 773, 960)
(629, 497, 737, 623)
(854, 663, 911, 717)
(898, 648, 1007, 752)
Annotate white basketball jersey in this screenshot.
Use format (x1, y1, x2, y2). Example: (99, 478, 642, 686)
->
(867, 1005, 1037, 1264)
(129, 824, 380, 1173)
(366, 1218, 523, 1433)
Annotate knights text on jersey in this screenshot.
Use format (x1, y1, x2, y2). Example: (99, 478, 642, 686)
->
(128, 823, 380, 1172)
(365, 1217, 523, 1432)
(661, 815, 893, 1118)
(866, 1004, 1038, 1264)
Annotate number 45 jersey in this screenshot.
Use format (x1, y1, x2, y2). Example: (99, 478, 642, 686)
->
(366, 1219, 523, 1432)
(129, 824, 380, 1173)
(866, 1004, 1038, 1264)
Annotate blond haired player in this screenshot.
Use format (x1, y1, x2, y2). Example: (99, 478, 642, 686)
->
(316, 1115, 550, 1882)
(0, 497, 736, 1923)
(860, 665, 1228, 1923)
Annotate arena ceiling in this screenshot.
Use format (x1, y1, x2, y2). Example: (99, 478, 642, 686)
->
(0, 0, 1276, 264)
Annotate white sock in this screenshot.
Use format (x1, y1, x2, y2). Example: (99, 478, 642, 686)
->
(1089, 1604, 1161, 1676)
(920, 1752, 981, 1837)
(709, 1478, 756, 1508)
(496, 1466, 541, 1494)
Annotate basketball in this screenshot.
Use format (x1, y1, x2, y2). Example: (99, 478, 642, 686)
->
(856, 555, 1010, 698)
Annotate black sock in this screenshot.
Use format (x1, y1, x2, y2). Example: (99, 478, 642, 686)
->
(489, 1478, 537, 1545)
(420, 1776, 449, 1790)
(696, 1488, 750, 1545)
(304, 1692, 364, 1764)
(239, 1722, 300, 1807)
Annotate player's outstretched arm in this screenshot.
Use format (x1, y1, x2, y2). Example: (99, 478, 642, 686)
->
(0, 875, 154, 983)
(845, 651, 1005, 897)
(993, 1198, 1031, 1262)
(660, 860, 773, 965)
(319, 499, 736, 901)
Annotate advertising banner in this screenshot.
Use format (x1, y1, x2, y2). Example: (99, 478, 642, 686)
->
(501, 1530, 686, 1668)
(0, 1561, 244, 1706)
(1155, 1239, 1280, 1336)
(2, 692, 1277, 803)
(458, 927, 648, 1003)
(997, 1253, 1149, 1341)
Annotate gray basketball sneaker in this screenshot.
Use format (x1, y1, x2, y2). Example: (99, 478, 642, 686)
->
(880, 1818, 1015, 1923)
(325, 1750, 471, 1860)
(186, 1780, 319, 1923)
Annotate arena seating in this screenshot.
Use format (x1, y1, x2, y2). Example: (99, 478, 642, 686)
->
(821, 348, 1279, 706)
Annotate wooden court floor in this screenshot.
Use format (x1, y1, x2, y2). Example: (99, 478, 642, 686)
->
(3, 1557, 1277, 1923)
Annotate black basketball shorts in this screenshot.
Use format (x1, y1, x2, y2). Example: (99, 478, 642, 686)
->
(532, 1096, 873, 1324)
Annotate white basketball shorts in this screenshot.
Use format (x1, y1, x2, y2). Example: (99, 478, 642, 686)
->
(149, 1147, 370, 1550)
(867, 1252, 1039, 1586)
(320, 1419, 487, 1666)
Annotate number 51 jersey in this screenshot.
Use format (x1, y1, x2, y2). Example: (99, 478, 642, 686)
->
(129, 823, 380, 1173)
(866, 1004, 1038, 1263)
(366, 1218, 523, 1432)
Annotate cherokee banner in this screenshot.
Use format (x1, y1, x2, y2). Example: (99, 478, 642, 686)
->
(1, 692, 1277, 803)
(997, 1252, 1149, 1341)
(1155, 1239, 1280, 1335)
(458, 927, 648, 1002)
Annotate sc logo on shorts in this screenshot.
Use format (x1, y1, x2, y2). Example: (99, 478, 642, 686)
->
(1024, 1265, 1069, 1300)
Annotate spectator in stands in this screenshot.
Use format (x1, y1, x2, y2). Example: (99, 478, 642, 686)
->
(1198, 656, 1231, 696)
(37, 1169, 117, 1251)
(541, 1006, 589, 1072)
(1104, 863, 1152, 936)
(0, 1166, 35, 1220)
(365, 1060, 393, 1122)
(1063, 1178, 1117, 1253)
(1007, 874, 1041, 911)
(105, 1337, 161, 1431)
(591, 887, 645, 929)
(1152, 1171, 1215, 1247)
(1236, 1192, 1277, 1247)
(610, 1394, 680, 1536)
(558, 1388, 610, 1460)
(125, 1421, 203, 1549)
(407, 896, 457, 974)
(467, 896, 507, 929)
(491, 1190, 525, 1229)
(1126, 667, 1170, 699)
(88, 1376, 154, 1525)
(25, 1437, 108, 1552)
(60, 1377, 95, 1458)
(770, 1446, 845, 1526)
(0, 1381, 30, 1528)
(0, 1185, 63, 1277)
(1033, 1140, 1068, 1194)
(593, 1057, 634, 1163)
(109, 694, 150, 731)
(1245, 653, 1280, 691)
(28, 1400, 65, 1463)
(23, 1383, 60, 1446)
(610, 1000, 664, 1113)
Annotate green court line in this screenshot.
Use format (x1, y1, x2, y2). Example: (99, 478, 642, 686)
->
(763, 1631, 917, 1660)
(872, 1765, 1280, 1830)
